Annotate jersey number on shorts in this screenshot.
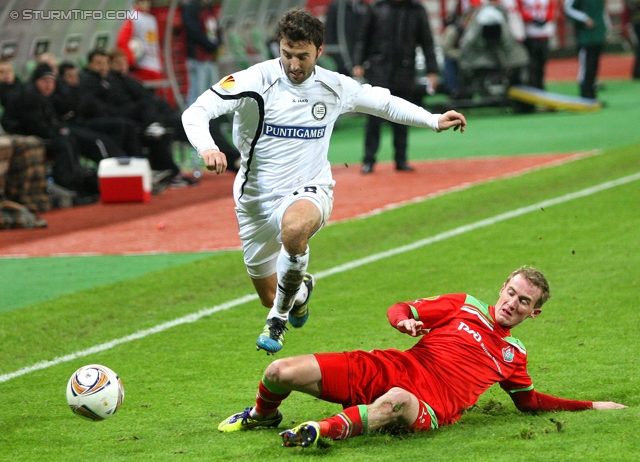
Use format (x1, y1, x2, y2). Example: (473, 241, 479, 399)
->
(293, 186, 318, 195)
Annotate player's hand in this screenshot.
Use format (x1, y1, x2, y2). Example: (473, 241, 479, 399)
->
(592, 401, 627, 410)
(396, 319, 429, 337)
(438, 110, 467, 133)
(201, 149, 227, 175)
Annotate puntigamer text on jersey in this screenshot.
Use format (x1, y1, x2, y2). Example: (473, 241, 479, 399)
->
(263, 123, 326, 139)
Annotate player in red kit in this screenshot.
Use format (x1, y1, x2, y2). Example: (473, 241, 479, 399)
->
(217, 267, 627, 447)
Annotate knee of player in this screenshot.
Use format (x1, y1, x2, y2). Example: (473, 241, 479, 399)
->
(264, 358, 294, 385)
(281, 223, 310, 249)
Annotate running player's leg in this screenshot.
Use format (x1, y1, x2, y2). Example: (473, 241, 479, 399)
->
(251, 274, 277, 308)
(273, 185, 332, 322)
(270, 198, 320, 320)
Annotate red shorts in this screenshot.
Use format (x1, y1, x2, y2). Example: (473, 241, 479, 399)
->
(314, 349, 443, 430)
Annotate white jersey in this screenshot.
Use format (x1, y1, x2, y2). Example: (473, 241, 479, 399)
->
(182, 58, 441, 213)
(134, 11, 162, 73)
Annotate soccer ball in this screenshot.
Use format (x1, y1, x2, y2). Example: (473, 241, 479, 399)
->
(66, 364, 125, 421)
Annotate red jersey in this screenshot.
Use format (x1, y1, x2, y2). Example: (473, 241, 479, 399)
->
(387, 294, 589, 425)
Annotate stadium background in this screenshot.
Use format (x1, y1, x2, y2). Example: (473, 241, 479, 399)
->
(0, 1, 639, 461)
(0, 0, 635, 110)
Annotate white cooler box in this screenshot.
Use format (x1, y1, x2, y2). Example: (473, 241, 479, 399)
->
(98, 157, 152, 203)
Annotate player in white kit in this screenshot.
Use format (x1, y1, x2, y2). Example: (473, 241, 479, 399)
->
(182, 8, 467, 354)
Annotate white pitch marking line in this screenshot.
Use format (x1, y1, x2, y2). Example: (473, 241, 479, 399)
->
(1, 171, 639, 384)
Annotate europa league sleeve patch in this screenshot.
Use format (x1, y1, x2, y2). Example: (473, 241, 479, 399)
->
(218, 75, 236, 89)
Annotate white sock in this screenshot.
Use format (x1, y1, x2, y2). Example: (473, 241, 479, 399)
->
(294, 280, 309, 306)
(268, 246, 309, 319)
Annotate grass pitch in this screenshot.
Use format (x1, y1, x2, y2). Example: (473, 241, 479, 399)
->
(1, 142, 639, 461)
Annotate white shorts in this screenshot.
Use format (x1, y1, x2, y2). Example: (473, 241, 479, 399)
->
(236, 185, 334, 278)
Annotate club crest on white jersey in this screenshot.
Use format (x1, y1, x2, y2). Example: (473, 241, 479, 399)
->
(312, 102, 327, 120)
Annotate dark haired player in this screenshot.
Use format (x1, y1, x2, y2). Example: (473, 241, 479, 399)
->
(182, 8, 467, 354)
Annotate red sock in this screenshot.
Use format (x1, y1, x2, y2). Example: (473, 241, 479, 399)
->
(319, 405, 367, 440)
(253, 380, 290, 418)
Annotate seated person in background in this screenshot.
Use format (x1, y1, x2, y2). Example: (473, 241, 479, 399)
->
(0, 60, 23, 111)
(109, 49, 240, 172)
(80, 49, 194, 187)
(36, 52, 59, 75)
(54, 61, 142, 163)
(3, 63, 99, 204)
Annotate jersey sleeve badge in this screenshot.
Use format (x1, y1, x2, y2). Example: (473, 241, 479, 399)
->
(218, 75, 236, 90)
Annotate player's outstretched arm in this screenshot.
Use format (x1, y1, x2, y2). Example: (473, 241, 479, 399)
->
(592, 401, 628, 410)
(438, 110, 467, 133)
(201, 149, 228, 175)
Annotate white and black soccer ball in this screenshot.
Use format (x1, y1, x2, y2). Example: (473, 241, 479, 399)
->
(66, 364, 125, 421)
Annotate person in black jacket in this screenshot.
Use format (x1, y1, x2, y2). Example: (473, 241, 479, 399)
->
(109, 49, 241, 172)
(4, 63, 98, 203)
(79, 49, 190, 185)
(324, 0, 371, 75)
(48, 61, 131, 165)
(352, 0, 439, 174)
(0, 60, 23, 111)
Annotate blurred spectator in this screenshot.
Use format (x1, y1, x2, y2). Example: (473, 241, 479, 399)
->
(495, 0, 525, 42)
(352, 0, 439, 174)
(53, 61, 138, 164)
(79, 49, 193, 186)
(182, 0, 223, 106)
(4, 63, 99, 204)
(628, 0, 640, 78)
(36, 52, 59, 75)
(0, 61, 23, 119)
(458, 0, 525, 42)
(564, 0, 609, 99)
(324, 0, 371, 75)
(519, 0, 556, 90)
(441, 12, 470, 96)
(116, 0, 164, 82)
(109, 48, 240, 173)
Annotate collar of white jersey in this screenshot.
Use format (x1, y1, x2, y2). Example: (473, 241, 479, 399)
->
(278, 59, 317, 88)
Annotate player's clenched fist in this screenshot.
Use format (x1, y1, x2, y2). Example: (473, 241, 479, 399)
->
(201, 149, 228, 174)
(438, 110, 467, 133)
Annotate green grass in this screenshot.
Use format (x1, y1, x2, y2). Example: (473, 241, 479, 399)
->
(0, 253, 220, 313)
(1, 142, 639, 461)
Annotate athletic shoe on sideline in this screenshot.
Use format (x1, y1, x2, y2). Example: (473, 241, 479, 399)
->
(218, 407, 283, 432)
(288, 273, 315, 328)
(280, 421, 321, 448)
(256, 317, 288, 354)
